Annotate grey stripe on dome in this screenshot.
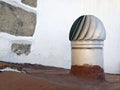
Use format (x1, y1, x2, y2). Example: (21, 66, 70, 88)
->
(74, 15, 86, 40)
(70, 16, 84, 40)
(84, 16, 96, 40)
(69, 15, 106, 41)
(78, 15, 90, 40)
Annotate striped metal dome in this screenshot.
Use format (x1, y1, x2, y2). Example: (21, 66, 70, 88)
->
(69, 15, 106, 41)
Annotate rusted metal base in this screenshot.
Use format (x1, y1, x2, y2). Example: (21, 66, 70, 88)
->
(70, 65, 105, 80)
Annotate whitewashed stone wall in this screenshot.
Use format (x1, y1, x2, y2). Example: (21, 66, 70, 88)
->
(0, 0, 120, 74)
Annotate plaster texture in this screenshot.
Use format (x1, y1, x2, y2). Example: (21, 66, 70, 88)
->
(0, 1, 36, 36)
(0, 0, 36, 56)
(0, 0, 120, 74)
(21, 0, 37, 7)
(12, 43, 31, 55)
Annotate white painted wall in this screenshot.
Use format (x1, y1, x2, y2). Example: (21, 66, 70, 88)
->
(0, 0, 120, 74)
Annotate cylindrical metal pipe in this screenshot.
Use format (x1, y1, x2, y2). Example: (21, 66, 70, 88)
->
(69, 15, 106, 80)
(71, 41, 104, 68)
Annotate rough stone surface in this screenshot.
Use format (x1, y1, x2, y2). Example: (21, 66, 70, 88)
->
(70, 65, 105, 80)
(0, 1, 36, 36)
(22, 0, 37, 7)
(11, 43, 31, 55)
(0, 61, 22, 71)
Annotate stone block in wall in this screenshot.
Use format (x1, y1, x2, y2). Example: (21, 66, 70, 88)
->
(22, 0, 37, 7)
(11, 43, 31, 55)
(0, 1, 36, 36)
